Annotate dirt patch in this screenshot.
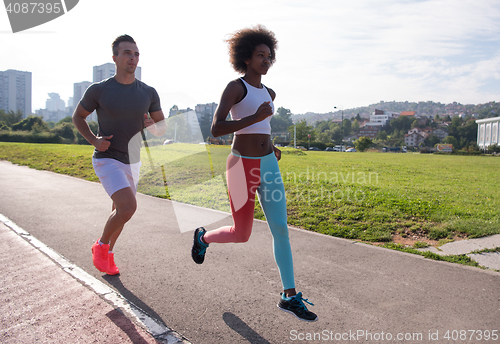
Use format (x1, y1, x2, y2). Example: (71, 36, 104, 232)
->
(391, 234, 438, 247)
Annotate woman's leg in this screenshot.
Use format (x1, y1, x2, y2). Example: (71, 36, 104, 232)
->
(203, 154, 260, 244)
(257, 154, 295, 292)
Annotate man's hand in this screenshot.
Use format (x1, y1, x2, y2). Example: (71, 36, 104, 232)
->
(144, 113, 167, 136)
(93, 135, 113, 152)
(144, 113, 155, 128)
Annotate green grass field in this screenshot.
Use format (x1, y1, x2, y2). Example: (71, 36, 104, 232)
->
(1, 142, 498, 249)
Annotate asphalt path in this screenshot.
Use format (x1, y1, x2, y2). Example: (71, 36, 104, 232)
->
(0, 160, 499, 344)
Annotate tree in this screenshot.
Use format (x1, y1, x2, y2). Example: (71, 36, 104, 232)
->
(165, 114, 191, 142)
(342, 118, 351, 136)
(0, 109, 23, 128)
(355, 137, 372, 152)
(443, 135, 458, 148)
(389, 115, 414, 133)
(57, 116, 73, 124)
(317, 131, 332, 144)
(289, 119, 314, 141)
(330, 126, 343, 143)
(451, 116, 461, 128)
(376, 130, 387, 140)
(424, 134, 440, 147)
(315, 120, 331, 133)
(271, 107, 293, 132)
(352, 119, 360, 131)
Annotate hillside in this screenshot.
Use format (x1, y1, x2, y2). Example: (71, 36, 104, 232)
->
(293, 100, 500, 125)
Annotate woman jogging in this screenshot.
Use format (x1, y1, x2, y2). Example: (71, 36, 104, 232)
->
(191, 25, 317, 322)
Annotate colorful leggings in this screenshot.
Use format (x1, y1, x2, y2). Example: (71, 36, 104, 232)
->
(203, 152, 295, 290)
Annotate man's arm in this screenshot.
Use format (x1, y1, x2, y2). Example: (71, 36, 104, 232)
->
(144, 110, 167, 137)
(72, 104, 112, 152)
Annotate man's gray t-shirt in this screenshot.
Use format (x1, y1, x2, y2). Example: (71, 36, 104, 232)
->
(80, 77, 161, 164)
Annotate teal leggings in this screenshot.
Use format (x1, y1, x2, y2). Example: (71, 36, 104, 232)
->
(203, 152, 295, 290)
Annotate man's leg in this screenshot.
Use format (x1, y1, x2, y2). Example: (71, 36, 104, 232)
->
(101, 187, 137, 246)
(108, 203, 124, 252)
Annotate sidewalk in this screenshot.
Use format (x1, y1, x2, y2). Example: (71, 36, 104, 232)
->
(417, 234, 500, 270)
(0, 221, 188, 344)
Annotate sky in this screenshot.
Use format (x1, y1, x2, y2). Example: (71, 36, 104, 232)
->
(1, 0, 500, 115)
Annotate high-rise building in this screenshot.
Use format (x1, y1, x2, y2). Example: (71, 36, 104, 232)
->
(73, 81, 93, 120)
(45, 93, 66, 112)
(93, 62, 141, 82)
(0, 69, 32, 118)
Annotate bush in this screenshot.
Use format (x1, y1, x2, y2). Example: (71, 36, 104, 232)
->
(12, 116, 49, 132)
(488, 143, 500, 153)
(452, 150, 482, 156)
(0, 130, 61, 143)
(355, 136, 373, 152)
(52, 122, 75, 141)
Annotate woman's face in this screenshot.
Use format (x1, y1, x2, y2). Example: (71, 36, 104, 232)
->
(245, 44, 272, 75)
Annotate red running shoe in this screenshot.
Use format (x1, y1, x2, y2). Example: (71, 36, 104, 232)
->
(107, 253, 120, 275)
(91, 239, 109, 273)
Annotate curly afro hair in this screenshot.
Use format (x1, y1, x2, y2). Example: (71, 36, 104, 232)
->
(225, 25, 278, 74)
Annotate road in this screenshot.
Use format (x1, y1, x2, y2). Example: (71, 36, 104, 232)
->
(0, 160, 499, 343)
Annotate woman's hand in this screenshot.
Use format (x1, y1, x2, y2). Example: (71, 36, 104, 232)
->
(273, 145, 281, 161)
(254, 101, 273, 123)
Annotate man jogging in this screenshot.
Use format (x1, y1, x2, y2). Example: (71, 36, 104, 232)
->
(73, 34, 166, 275)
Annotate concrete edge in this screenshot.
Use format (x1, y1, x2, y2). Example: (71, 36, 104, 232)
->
(275, 219, 500, 276)
(0, 213, 191, 344)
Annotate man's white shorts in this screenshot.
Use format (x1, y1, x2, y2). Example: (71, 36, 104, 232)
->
(92, 158, 141, 197)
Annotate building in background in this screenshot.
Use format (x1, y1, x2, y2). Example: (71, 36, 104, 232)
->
(353, 126, 379, 139)
(35, 92, 69, 122)
(0, 69, 32, 118)
(404, 131, 425, 147)
(477, 117, 500, 149)
(195, 103, 217, 123)
(45, 93, 65, 112)
(365, 109, 399, 127)
(195, 103, 218, 140)
(73, 81, 93, 121)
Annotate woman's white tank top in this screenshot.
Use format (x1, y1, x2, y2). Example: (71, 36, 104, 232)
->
(230, 78, 274, 135)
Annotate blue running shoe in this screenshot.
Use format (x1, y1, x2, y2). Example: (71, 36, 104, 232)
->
(277, 292, 318, 322)
(191, 227, 209, 264)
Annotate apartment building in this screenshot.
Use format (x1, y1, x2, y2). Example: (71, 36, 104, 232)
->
(0, 69, 32, 118)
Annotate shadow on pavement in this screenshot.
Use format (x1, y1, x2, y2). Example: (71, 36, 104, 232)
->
(103, 274, 168, 329)
(223, 312, 272, 344)
(106, 309, 156, 344)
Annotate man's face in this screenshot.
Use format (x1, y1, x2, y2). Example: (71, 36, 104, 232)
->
(113, 41, 139, 74)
